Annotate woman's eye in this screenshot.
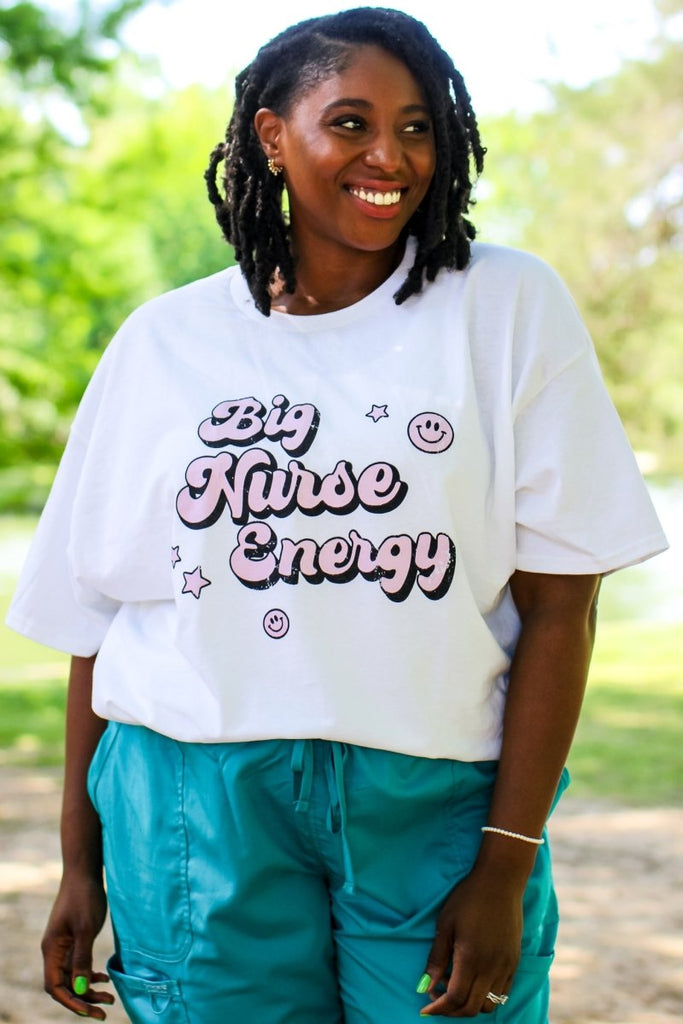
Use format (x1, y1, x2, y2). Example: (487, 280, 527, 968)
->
(403, 121, 431, 135)
(334, 117, 365, 131)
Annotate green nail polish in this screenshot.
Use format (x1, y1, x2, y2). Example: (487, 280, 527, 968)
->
(74, 976, 89, 996)
(416, 973, 431, 994)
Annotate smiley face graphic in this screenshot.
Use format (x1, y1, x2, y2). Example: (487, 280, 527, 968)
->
(407, 412, 454, 454)
(263, 609, 290, 639)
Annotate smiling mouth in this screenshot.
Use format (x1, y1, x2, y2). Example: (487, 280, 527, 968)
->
(347, 186, 403, 207)
(418, 427, 446, 443)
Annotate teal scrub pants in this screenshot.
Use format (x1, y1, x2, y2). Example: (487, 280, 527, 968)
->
(87, 723, 565, 1023)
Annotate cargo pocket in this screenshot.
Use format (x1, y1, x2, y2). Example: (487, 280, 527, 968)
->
(88, 723, 192, 963)
(107, 956, 190, 1024)
(87, 721, 119, 804)
(496, 951, 554, 1021)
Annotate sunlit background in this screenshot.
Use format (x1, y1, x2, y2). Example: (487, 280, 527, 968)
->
(1, 0, 681, 767)
(39, 0, 679, 133)
(1, 9, 682, 1022)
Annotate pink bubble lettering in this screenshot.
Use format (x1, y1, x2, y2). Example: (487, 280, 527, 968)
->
(198, 395, 319, 456)
(176, 450, 407, 528)
(228, 522, 278, 589)
(230, 524, 455, 602)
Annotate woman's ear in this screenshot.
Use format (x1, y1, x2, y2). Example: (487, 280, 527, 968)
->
(254, 108, 284, 165)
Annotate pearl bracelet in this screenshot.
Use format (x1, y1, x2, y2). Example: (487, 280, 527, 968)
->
(481, 826, 545, 846)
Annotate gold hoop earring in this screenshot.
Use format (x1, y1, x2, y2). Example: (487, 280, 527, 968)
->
(267, 158, 283, 177)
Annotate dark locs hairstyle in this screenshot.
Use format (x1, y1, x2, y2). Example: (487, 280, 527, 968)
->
(205, 7, 486, 316)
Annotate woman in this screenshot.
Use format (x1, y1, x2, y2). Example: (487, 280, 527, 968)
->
(8, 8, 667, 1022)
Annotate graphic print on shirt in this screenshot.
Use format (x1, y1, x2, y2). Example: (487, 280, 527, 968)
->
(263, 609, 290, 639)
(366, 403, 389, 422)
(181, 565, 211, 599)
(407, 412, 454, 454)
(174, 395, 456, 605)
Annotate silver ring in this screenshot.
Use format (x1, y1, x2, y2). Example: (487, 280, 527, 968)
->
(486, 992, 509, 1006)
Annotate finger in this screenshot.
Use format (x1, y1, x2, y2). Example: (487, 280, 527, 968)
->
(42, 930, 74, 1000)
(83, 986, 116, 1007)
(479, 990, 500, 1014)
(421, 945, 480, 1017)
(50, 982, 109, 1020)
(71, 934, 95, 997)
(418, 926, 454, 998)
(70, 969, 115, 1012)
(420, 965, 473, 1016)
(479, 976, 513, 1016)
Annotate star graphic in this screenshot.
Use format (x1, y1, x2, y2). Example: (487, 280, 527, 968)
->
(171, 546, 181, 568)
(182, 566, 211, 599)
(366, 404, 389, 423)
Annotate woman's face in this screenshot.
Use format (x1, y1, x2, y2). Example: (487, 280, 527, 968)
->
(256, 45, 436, 263)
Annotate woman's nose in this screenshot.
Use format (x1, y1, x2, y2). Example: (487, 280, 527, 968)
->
(362, 131, 403, 172)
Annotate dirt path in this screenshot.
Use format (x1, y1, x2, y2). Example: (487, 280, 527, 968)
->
(1, 766, 681, 1023)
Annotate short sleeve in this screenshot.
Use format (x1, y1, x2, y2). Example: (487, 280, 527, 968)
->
(514, 344, 668, 574)
(6, 300, 178, 655)
(6, 427, 121, 655)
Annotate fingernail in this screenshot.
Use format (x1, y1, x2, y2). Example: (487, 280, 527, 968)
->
(416, 972, 431, 994)
(74, 976, 89, 995)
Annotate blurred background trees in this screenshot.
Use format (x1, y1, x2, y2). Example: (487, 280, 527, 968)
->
(477, 0, 682, 463)
(1, 0, 681, 509)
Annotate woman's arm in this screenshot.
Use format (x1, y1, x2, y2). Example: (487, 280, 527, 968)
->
(419, 570, 601, 1018)
(41, 655, 115, 1020)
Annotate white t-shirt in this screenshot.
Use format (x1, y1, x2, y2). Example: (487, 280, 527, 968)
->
(7, 242, 667, 760)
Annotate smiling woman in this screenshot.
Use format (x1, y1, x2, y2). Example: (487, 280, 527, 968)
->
(206, 8, 485, 315)
(6, 7, 667, 1024)
(251, 44, 436, 305)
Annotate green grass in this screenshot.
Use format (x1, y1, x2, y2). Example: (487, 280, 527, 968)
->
(0, 679, 67, 766)
(1, 591, 68, 766)
(1, 616, 681, 802)
(567, 620, 683, 805)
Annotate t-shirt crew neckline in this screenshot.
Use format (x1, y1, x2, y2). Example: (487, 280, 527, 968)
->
(230, 240, 417, 333)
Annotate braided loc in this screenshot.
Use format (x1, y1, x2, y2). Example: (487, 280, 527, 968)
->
(204, 7, 485, 315)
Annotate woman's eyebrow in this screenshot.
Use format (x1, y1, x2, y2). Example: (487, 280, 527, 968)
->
(322, 98, 431, 116)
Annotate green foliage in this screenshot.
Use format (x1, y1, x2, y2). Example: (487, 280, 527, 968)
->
(477, 33, 683, 466)
(0, 69, 233, 508)
(0, 0, 149, 100)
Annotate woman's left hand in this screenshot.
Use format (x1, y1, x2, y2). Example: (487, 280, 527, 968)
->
(417, 865, 524, 1017)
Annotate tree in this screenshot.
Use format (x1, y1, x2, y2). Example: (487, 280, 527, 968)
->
(0, 1, 150, 101)
(0, 2, 233, 508)
(476, 24, 683, 466)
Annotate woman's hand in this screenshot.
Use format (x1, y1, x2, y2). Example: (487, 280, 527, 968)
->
(42, 869, 115, 1019)
(417, 571, 601, 1017)
(43, 654, 113, 1017)
(417, 865, 524, 1017)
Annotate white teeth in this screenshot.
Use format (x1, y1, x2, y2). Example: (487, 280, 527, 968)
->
(350, 187, 402, 206)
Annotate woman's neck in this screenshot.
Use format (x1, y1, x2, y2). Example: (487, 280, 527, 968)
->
(271, 239, 404, 315)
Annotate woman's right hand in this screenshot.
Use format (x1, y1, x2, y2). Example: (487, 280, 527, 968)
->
(42, 870, 115, 1020)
